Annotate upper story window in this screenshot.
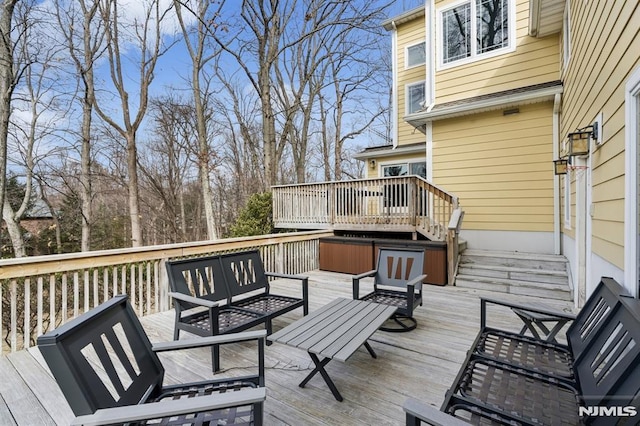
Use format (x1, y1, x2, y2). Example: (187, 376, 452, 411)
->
(440, 0, 512, 67)
(406, 41, 426, 68)
(406, 81, 426, 114)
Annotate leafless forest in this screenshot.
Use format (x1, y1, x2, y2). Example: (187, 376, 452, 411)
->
(0, 0, 396, 257)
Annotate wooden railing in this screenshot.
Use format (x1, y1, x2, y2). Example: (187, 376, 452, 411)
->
(0, 230, 331, 354)
(272, 176, 459, 242)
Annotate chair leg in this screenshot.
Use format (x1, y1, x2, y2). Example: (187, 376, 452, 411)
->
(211, 344, 221, 373)
(379, 314, 417, 333)
(266, 319, 273, 346)
(173, 326, 180, 341)
(254, 401, 264, 426)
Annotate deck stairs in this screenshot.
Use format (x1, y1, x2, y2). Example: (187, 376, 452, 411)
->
(455, 249, 572, 301)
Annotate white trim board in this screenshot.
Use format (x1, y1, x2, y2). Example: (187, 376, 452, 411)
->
(624, 66, 640, 298)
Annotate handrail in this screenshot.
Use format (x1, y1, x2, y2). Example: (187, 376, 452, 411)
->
(272, 175, 459, 242)
(0, 230, 332, 354)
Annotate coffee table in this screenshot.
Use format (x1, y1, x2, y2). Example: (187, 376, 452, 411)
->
(268, 298, 397, 401)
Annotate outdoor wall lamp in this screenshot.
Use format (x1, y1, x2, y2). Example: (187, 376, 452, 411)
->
(553, 158, 569, 175)
(566, 123, 598, 157)
(369, 159, 376, 168)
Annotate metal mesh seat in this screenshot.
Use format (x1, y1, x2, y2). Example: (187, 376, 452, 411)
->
(475, 330, 574, 380)
(448, 358, 580, 425)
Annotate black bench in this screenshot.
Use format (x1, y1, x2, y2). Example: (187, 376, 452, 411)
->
(166, 249, 308, 372)
(404, 277, 640, 425)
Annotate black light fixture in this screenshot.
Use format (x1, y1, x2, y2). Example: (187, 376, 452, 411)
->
(553, 158, 569, 175)
(567, 123, 599, 157)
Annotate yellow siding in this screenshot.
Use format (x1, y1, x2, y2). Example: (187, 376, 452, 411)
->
(560, 0, 640, 269)
(396, 15, 427, 146)
(434, 0, 561, 103)
(433, 102, 555, 231)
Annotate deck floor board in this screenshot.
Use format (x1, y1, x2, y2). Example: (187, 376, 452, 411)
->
(0, 270, 575, 425)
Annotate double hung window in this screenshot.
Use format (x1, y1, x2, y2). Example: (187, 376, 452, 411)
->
(406, 82, 426, 114)
(441, 0, 511, 66)
(407, 42, 426, 68)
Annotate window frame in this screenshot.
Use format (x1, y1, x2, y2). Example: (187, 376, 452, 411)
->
(406, 81, 426, 115)
(406, 41, 427, 69)
(437, 0, 516, 70)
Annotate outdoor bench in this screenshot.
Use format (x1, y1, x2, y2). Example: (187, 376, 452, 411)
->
(166, 249, 308, 372)
(404, 277, 640, 425)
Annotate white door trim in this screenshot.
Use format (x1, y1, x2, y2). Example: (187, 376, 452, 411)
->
(625, 66, 640, 298)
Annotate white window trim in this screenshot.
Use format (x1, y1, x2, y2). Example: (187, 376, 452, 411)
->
(436, 0, 516, 71)
(380, 160, 428, 179)
(405, 41, 427, 69)
(624, 65, 640, 297)
(406, 81, 426, 115)
(562, 0, 571, 76)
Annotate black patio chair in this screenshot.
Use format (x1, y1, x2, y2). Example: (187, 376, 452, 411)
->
(352, 247, 426, 332)
(38, 294, 266, 426)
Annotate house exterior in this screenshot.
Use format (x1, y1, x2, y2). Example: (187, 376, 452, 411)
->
(357, 0, 639, 301)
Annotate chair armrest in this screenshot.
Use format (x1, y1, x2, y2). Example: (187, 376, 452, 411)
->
(353, 269, 377, 281)
(168, 292, 218, 308)
(152, 330, 267, 352)
(480, 297, 576, 329)
(264, 271, 307, 282)
(406, 274, 427, 289)
(71, 387, 266, 426)
(352, 270, 377, 300)
(403, 398, 471, 426)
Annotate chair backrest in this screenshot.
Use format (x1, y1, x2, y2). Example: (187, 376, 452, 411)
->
(37, 295, 163, 416)
(567, 277, 628, 357)
(374, 247, 425, 289)
(573, 296, 640, 415)
(166, 255, 230, 306)
(218, 250, 268, 298)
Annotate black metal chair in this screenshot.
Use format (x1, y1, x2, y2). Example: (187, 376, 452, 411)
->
(38, 294, 266, 426)
(352, 247, 426, 332)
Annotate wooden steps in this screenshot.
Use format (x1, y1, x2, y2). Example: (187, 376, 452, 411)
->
(455, 249, 572, 301)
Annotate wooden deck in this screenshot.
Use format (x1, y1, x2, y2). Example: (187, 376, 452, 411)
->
(0, 270, 575, 425)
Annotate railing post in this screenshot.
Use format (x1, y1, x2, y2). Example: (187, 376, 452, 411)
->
(158, 258, 169, 312)
(447, 208, 465, 286)
(328, 183, 335, 226)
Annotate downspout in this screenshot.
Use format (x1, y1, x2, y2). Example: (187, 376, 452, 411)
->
(391, 21, 399, 148)
(553, 94, 561, 254)
(426, 0, 435, 181)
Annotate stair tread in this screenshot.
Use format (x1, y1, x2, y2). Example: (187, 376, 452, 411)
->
(456, 274, 571, 291)
(457, 263, 568, 277)
(461, 249, 567, 263)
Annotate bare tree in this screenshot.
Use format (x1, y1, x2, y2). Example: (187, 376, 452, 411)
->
(93, 0, 173, 247)
(3, 1, 66, 257)
(0, 0, 19, 218)
(173, 0, 224, 240)
(142, 95, 197, 243)
(56, 0, 105, 251)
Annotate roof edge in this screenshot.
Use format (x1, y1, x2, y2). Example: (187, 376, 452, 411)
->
(382, 6, 425, 31)
(405, 82, 563, 125)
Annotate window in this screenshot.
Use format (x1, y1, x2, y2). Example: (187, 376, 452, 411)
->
(383, 161, 427, 179)
(406, 82, 425, 114)
(440, 0, 511, 66)
(406, 42, 426, 68)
